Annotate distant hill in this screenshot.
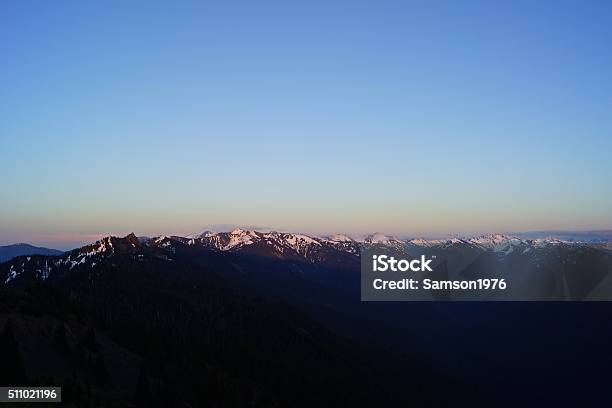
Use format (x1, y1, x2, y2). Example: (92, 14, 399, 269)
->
(0, 243, 63, 262)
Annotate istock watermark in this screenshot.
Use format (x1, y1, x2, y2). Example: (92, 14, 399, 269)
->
(362, 247, 512, 301)
(359, 247, 611, 301)
(361, 246, 612, 301)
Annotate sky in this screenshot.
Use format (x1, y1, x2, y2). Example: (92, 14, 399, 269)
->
(1, 0, 611, 249)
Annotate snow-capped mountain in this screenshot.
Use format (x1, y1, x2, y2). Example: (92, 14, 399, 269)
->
(1, 229, 609, 293)
(362, 233, 399, 245)
(171, 229, 593, 260)
(468, 234, 528, 254)
(182, 229, 361, 266)
(324, 234, 355, 243)
(407, 234, 576, 255)
(407, 237, 471, 248)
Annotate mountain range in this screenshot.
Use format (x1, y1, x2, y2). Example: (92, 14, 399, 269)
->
(1, 229, 612, 406)
(3, 229, 611, 298)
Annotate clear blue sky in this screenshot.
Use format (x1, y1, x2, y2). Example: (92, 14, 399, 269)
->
(1, 0, 611, 248)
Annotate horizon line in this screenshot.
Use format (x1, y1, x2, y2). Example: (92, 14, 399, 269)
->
(2, 228, 612, 251)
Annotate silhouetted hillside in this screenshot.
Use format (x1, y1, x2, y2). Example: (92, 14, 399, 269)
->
(0, 243, 63, 263)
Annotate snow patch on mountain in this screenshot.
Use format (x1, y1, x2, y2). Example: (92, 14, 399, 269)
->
(81, 238, 113, 257)
(324, 234, 355, 242)
(469, 234, 526, 254)
(408, 238, 457, 247)
(5, 264, 19, 284)
(223, 229, 259, 250)
(363, 233, 394, 244)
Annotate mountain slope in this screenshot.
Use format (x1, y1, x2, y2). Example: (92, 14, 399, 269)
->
(0, 234, 445, 407)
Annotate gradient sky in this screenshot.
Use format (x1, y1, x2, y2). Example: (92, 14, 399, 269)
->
(1, 0, 611, 249)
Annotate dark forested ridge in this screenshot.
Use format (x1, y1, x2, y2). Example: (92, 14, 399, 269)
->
(0, 237, 451, 407)
(1, 283, 417, 407)
(1, 233, 612, 407)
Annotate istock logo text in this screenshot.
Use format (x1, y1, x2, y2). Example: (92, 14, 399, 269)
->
(372, 255, 433, 272)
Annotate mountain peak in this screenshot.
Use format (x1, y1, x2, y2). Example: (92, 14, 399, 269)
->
(325, 234, 355, 242)
(197, 231, 216, 239)
(125, 233, 140, 246)
(363, 232, 398, 244)
(468, 234, 526, 254)
(470, 234, 523, 244)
